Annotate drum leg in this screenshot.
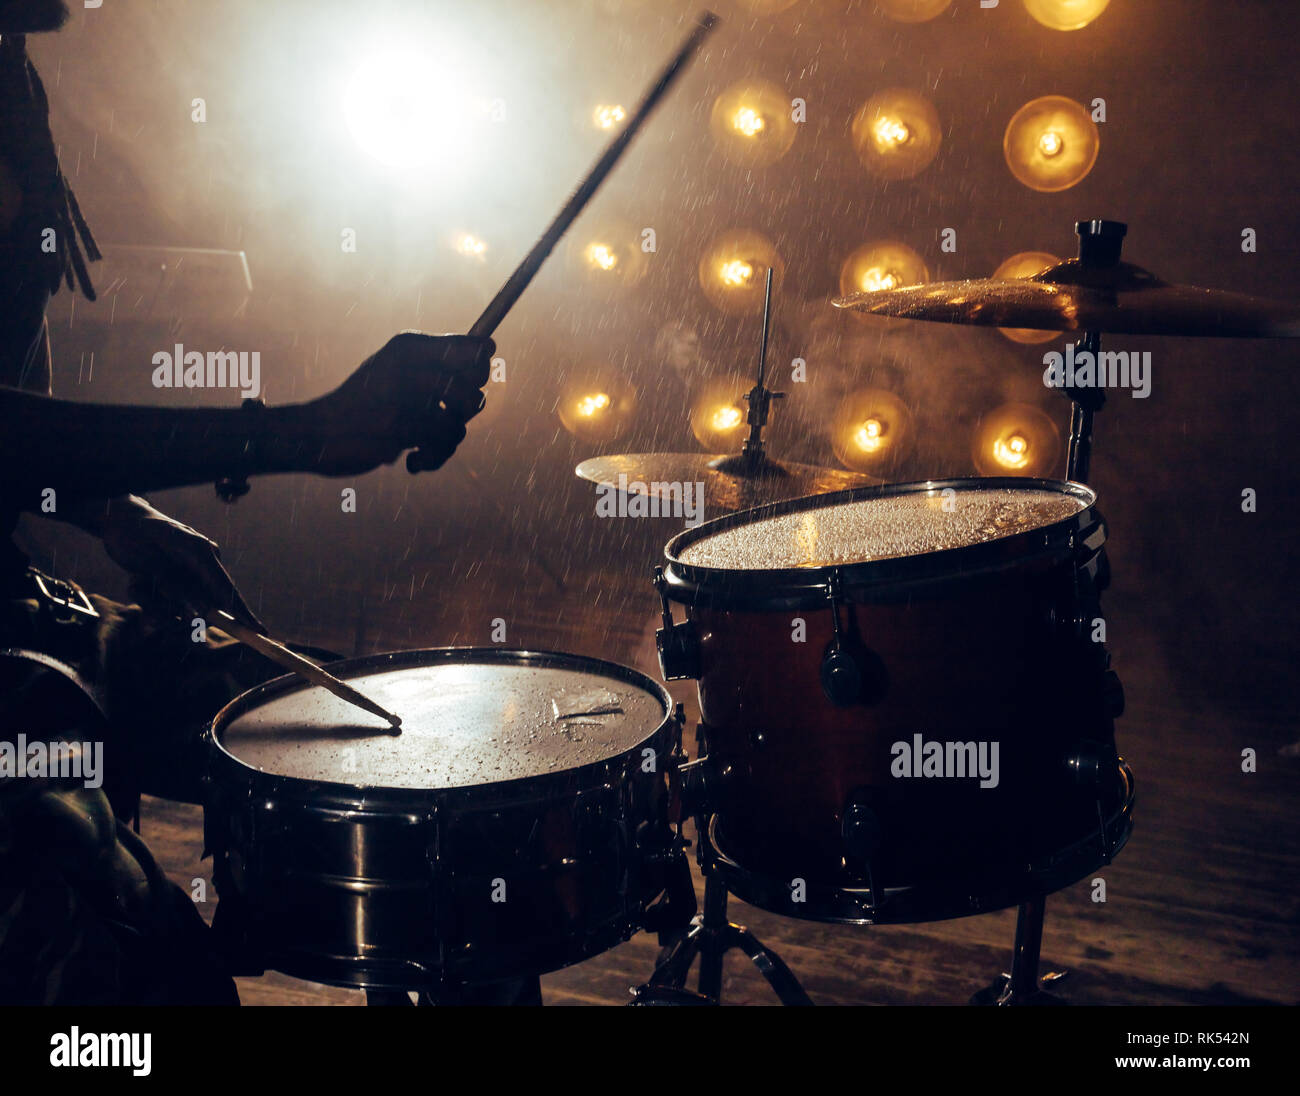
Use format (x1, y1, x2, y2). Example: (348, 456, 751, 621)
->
(970, 895, 1069, 1006)
(632, 873, 813, 1006)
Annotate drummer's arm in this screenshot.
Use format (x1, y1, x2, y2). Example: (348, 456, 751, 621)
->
(0, 386, 329, 507)
(0, 332, 493, 510)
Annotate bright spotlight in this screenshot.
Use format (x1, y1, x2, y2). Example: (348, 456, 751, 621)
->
(342, 41, 479, 174)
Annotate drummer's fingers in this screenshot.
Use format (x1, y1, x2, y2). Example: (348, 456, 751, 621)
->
(435, 375, 489, 423)
(410, 414, 468, 472)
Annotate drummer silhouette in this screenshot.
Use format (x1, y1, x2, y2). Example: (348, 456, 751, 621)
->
(0, 3, 493, 1004)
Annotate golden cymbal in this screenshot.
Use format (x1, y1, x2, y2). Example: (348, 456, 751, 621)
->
(575, 452, 881, 514)
(833, 259, 1300, 337)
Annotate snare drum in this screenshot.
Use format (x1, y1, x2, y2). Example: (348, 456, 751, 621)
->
(655, 478, 1133, 923)
(204, 648, 685, 990)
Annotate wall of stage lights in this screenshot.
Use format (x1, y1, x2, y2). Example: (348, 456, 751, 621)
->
(541, 0, 1111, 482)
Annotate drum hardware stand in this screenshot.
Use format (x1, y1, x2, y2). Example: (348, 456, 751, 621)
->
(710, 266, 787, 480)
(971, 745, 1130, 1007)
(631, 723, 814, 1007)
(969, 895, 1070, 1006)
(1063, 220, 1126, 482)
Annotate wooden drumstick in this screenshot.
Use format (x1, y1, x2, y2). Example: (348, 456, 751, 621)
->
(468, 11, 718, 341)
(407, 11, 719, 473)
(214, 611, 403, 731)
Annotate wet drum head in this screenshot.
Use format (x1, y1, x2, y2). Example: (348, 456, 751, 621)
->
(662, 478, 1102, 608)
(214, 648, 669, 793)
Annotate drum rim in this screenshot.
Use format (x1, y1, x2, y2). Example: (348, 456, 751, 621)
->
(662, 476, 1101, 608)
(207, 646, 675, 803)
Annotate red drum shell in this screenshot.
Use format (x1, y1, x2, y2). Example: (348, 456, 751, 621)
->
(661, 479, 1117, 889)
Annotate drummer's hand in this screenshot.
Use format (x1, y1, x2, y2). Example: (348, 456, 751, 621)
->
(100, 498, 265, 633)
(307, 333, 494, 476)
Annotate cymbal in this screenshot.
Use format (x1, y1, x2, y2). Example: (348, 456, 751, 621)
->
(576, 452, 881, 514)
(833, 259, 1300, 337)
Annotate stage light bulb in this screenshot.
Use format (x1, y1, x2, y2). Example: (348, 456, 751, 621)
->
(710, 80, 797, 167)
(994, 433, 1030, 469)
(720, 259, 754, 287)
(1003, 96, 1099, 192)
(873, 116, 912, 148)
(1022, 0, 1110, 31)
(455, 233, 487, 259)
(854, 418, 886, 453)
(973, 402, 1059, 476)
(690, 378, 754, 451)
(577, 392, 611, 418)
(587, 243, 619, 272)
(712, 405, 744, 431)
(832, 389, 912, 472)
(700, 230, 782, 315)
(876, 0, 953, 22)
(733, 107, 766, 138)
(839, 241, 929, 306)
(593, 104, 626, 130)
(860, 267, 900, 292)
(852, 89, 941, 180)
(992, 251, 1061, 344)
(342, 43, 476, 174)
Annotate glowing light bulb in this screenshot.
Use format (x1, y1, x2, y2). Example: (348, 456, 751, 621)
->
(712, 405, 744, 431)
(852, 89, 941, 180)
(1022, 0, 1110, 31)
(720, 259, 754, 287)
(342, 41, 478, 176)
(973, 403, 1059, 476)
(854, 418, 886, 453)
(699, 229, 781, 315)
(832, 389, 911, 472)
(733, 107, 766, 138)
(577, 392, 611, 418)
(873, 116, 912, 148)
(839, 241, 928, 307)
(1037, 130, 1064, 157)
(455, 233, 487, 259)
(586, 243, 618, 272)
(593, 104, 626, 130)
(994, 433, 1030, 469)
(860, 267, 900, 292)
(710, 80, 796, 167)
(1003, 96, 1099, 192)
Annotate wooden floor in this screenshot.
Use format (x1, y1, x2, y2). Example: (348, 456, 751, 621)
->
(139, 567, 1300, 1007)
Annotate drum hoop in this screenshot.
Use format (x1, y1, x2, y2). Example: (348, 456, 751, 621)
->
(206, 647, 674, 808)
(662, 477, 1102, 610)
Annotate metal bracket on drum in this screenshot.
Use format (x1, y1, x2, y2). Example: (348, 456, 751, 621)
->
(631, 870, 815, 1008)
(819, 568, 863, 707)
(653, 567, 700, 681)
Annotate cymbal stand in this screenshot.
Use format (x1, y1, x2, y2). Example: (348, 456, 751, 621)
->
(711, 267, 785, 478)
(1065, 220, 1127, 482)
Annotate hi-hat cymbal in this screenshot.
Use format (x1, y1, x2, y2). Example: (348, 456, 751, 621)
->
(833, 259, 1300, 337)
(576, 452, 880, 514)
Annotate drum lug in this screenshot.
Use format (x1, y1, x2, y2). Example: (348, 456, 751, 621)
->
(677, 753, 730, 818)
(841, 789, 883, 888)
(820, 569, 862, 707)
(653, 567, 700, 680)
(1064, 739, 1119, 790)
